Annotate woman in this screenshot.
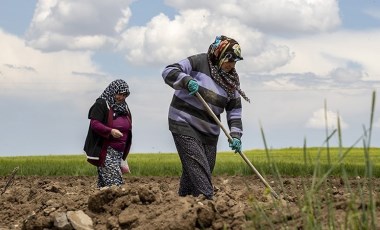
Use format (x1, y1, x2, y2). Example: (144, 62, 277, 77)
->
(84, 79, 132, 188)
(162, 35, 250, 199)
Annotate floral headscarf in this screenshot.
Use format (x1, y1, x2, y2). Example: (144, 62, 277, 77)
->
(100, 79, 130, 115)
(207, 35, 250, 103)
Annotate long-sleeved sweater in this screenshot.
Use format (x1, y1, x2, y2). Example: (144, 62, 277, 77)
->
(84, 98, 132, 166)
(162, 53, 243, 145)
(90, 115, 130, 152)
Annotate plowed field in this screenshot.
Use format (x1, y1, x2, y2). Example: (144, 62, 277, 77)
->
(1, 175, 379, 229)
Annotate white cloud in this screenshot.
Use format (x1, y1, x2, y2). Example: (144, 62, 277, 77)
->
(272, 30, 380, 82)
(117, 9, 294, 72)
(25, 0, 133, 51)
(0, 29, 110, 105)
(244, 44, 295, 73)
(117, 10, 212, 65)
(115, 8, 132, 33)
(306, 108, 348, 130)
(25, 1, 297, 72)
(165, 0, 341, 34)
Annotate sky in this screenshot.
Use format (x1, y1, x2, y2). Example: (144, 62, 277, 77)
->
(1, 0, 380, 156)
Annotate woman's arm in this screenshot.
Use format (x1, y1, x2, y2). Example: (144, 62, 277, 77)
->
(162, 58, 194, 90)
(90, 119, 112, 138)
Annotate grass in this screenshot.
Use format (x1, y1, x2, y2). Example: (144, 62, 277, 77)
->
(245, 90, 379, 229)
(0, 147, 379, 177)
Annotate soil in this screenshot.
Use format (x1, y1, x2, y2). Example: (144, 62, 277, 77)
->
(1, 175, 379, 229)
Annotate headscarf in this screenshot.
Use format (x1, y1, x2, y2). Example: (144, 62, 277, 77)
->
(99, 79, 130, 116)
(207, 35, 250, 103)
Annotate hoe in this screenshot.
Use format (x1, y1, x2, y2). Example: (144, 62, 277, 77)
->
(195, 92, 279, 199)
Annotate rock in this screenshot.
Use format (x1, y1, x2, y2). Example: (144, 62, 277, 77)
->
(43, 207, 56, 215)
(53, 212, 73, 230)
(66, 210, 93, 230)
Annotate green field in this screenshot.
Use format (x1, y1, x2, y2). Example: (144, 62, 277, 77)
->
(1, 147, 379, 177)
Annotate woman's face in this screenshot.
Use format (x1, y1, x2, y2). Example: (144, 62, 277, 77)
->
(220, 61, 236, 72)
(115, 93, 128, 104)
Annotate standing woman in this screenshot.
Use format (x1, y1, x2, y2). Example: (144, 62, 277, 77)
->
(162, 35, 250, 199)
(84, 79, 132, 188)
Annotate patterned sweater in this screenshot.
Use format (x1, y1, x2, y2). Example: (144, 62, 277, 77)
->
(162, 53, 243, 145)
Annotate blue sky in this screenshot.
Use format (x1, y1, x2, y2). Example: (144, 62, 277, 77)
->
(0, 0, 379, 156)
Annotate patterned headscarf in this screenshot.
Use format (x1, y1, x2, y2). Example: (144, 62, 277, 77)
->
(207, 35, 250, 103)
(100, 79, 130, 115)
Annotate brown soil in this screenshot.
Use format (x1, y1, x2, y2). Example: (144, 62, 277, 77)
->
(1, 175, 379, 229)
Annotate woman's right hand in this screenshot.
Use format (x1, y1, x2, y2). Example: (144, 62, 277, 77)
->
(111, 129, 123, 138)
(187, 79, 199, 95)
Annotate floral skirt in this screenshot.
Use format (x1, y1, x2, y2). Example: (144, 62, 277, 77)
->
(97, 146, 124, 187)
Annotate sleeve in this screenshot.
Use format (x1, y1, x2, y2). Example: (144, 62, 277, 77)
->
(225, 95, 243, 139)
(88, 99, 107, 121)
(90, 119, 112, 138)
(161, 57, 194, 90)
(88, 99, 111, 138)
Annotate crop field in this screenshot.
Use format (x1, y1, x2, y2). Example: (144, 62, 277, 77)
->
(1, 147, 380, 177)
(1, 147, 380, 229)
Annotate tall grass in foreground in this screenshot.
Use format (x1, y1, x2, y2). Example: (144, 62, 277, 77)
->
(247, 91, 378, 229)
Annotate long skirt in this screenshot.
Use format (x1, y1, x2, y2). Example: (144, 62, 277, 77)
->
(97, 146, 124, 188)
(172, 133, 217, 199)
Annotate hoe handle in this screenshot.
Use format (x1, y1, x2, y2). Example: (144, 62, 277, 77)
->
(195, 92, 279, 199)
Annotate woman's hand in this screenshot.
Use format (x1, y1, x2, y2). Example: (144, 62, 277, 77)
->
(111, 129, 123, 138)
(229, 137, 242, 153)
(187, 79, 199, 95)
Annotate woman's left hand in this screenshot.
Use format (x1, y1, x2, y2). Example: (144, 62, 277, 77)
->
(229, 137, 241, 153)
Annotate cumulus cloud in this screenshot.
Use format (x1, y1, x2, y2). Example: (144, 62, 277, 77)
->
(244, 44, 295, 73)
(306, 108, 348, 130)
(25, 0, 133, 51)
(19, 0, 374, 117)
(25, 1, 296, 72)
(117, 10, 213, 65)
(0, 29, 110, 104)
(165, 0, 341, 34)
(117, 8, 294, 71)
(271, 30, 380, 87)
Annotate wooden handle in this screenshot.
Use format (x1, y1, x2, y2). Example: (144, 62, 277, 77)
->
(195, 92, 279, 199)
